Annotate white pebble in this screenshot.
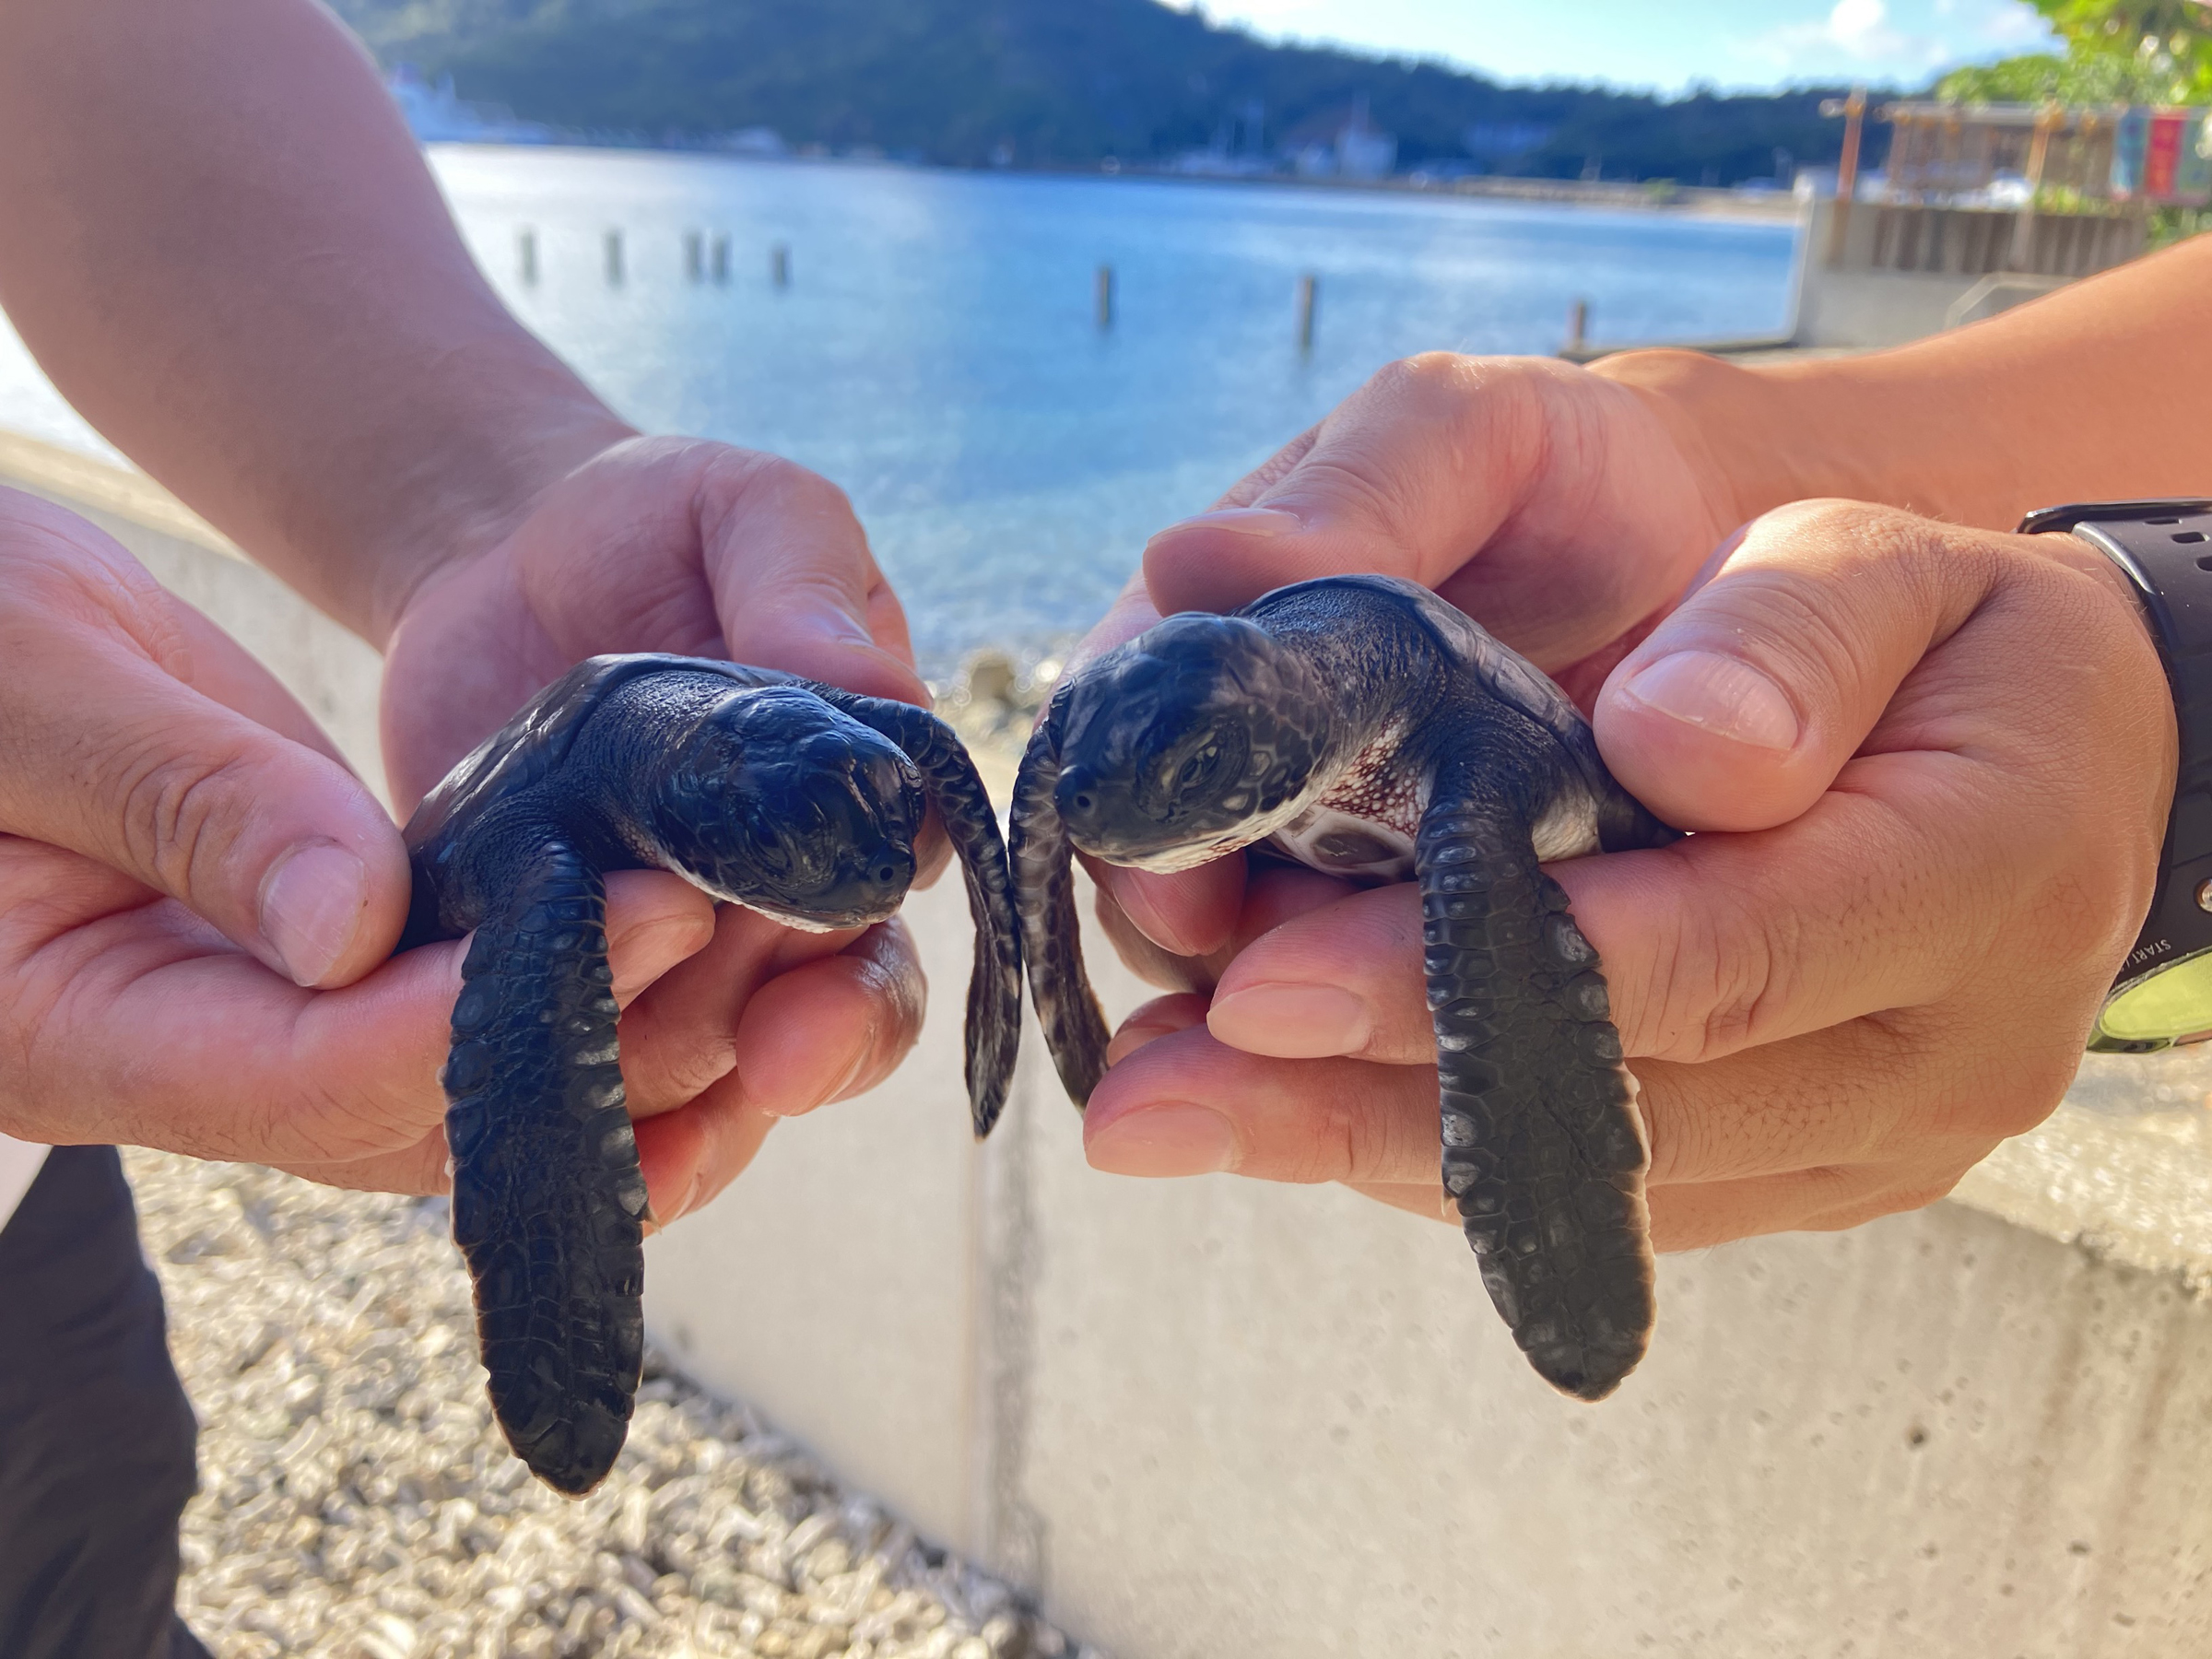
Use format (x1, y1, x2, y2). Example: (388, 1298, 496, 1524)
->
(127, 1151, 1090, 1659)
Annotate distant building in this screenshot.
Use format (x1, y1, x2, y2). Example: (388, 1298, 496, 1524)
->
(1280, 97, 1397, 181)
(1335, 102, 1398, 180)
(711, 126, 787, 158)
(386, 65, 553, 146)
(1176, 99, 1277, 176)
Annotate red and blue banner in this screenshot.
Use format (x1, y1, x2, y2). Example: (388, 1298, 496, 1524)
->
(2111, 107, 2212, 204)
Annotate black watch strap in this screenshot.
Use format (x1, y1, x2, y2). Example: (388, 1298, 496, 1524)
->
(2019, 498, 2212, 1047)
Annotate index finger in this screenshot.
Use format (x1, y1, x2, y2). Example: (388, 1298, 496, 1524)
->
(1138, 354, 1711, 669)
(691, 444, 927, 706)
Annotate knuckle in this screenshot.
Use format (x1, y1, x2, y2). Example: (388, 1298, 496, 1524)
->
(1805, 1169, 1961, 1232)
(1748, 496, 1889, 550)
(1971, 1048, 2076, 1143)
(1278, 1096, 1360, 1186)
(1366, 350, 1477, 409)
(0, 510, 173, 641)
(0, 488, 109, 550)
(1277, 1066, 1412, 1186)
(1630, 868, 1795, 1064)
(1753, 499, 1992, 611)
(2021, 861, 2145, 983)
(1881, 1162, 1974, 1220)
(112, 739, 259, 898)
(710, 447, 858, 527)
(1757, 496, 1913, 550)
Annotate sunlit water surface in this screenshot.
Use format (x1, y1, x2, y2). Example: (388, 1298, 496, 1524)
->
(0, 149, 1796, 672)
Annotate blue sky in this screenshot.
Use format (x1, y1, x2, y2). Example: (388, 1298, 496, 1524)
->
(1185, 1, 2059, 92)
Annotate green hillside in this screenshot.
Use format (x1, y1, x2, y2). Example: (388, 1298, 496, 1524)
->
(331, 0, 1875, 184)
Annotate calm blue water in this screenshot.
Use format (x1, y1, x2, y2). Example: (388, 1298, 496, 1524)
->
(0, 148, 1797, 672)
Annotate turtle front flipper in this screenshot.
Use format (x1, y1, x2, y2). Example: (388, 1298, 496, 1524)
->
(443, 839, 646, 1495)
(1418, 754, 1655, 1401)
(816, 690, 1023, 1135)
(1008, 700, 1112, 1105)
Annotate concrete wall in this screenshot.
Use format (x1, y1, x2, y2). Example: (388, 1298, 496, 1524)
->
(655, 878, 2212, 1659)
(9, 432, 2212, 1656)
(1794, 199, 2077, 350)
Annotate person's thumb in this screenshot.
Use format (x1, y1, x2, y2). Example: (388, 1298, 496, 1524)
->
(1593, 500, 1995, 834)
(0, 625, 407, 988)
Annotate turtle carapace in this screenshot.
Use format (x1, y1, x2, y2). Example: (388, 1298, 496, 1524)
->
(401, 654, 1021, 1494)
(1008, 575, 1677, 1401)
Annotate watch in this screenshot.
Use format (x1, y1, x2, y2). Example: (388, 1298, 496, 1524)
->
(2018, 498, 2212, 1052)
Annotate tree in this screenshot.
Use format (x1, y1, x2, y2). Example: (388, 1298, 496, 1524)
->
(1939, 1, 2212, 103)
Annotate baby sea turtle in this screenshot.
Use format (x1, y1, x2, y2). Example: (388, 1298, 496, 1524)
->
(400, 653, 1021, 1494)
(1010, 575, 1677, 1400)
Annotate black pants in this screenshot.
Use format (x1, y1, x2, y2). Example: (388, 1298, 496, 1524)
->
(0, 1147, 210, 1659)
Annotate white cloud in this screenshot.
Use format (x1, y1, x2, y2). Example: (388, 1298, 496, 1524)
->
(1739, 0, 2054, 74)
(1830, 0, 1898, 53)
(1740, 0, 1960, 72)
(1934, 0, 2053, 46)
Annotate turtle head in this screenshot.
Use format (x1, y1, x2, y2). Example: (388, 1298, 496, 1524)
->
(1051, 613, 1331, 872)
(654, 686, 924, 929)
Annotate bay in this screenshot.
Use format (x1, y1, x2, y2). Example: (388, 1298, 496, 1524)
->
(0, 148, 1798, 672)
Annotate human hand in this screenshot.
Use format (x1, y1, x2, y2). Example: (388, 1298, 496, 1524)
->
(1067, 350, 1757, 959)
(1077, 500, 2175, 1250)
(0, 489, 837, 1217)
(377, 436, 935, 1218)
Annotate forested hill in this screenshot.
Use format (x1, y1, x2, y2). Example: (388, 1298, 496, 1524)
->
(330, 0, 1876, 185)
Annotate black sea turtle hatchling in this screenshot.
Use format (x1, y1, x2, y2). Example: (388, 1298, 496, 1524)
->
(400, 654, 1021, 1494)
(1010, 575, 1677, 1400)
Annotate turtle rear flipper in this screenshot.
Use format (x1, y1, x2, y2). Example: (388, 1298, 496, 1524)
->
(444, 840, 646, 1495)
(1419, 752, 1655, 1401)
(1008, 702, 1112, 1106)
(818, 690, 1024, 1135)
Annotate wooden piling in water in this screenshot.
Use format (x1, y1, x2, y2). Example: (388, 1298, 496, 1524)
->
(1567, 297, 1589, 354)
(518, 229, 537, 286)
(684, 230, 703, 282)
(709, 235, 730, 283)
(771, 243, 791, 288)
(1096, 264, 1115, 330)
(604, 229, 624, 285)
(1297, 274, 1317, 351)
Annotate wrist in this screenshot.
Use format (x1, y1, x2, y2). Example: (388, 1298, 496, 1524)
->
(1593, 342, 2067, 535)
(350, 363, 637, 649)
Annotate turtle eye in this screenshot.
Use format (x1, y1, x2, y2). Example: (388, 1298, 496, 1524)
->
(1156, 724, 1245, 812)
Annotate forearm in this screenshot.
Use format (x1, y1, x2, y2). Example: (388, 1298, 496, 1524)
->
(1596, 231, 2212, 531)
(0, 0, 631, 645)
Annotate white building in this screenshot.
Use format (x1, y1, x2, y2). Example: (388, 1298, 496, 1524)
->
(1284, 96, 1398, 180)
(1334, 97, 1397, 180)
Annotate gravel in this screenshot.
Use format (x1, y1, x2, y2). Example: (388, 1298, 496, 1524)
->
(125, 1150, 1095, 1659)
